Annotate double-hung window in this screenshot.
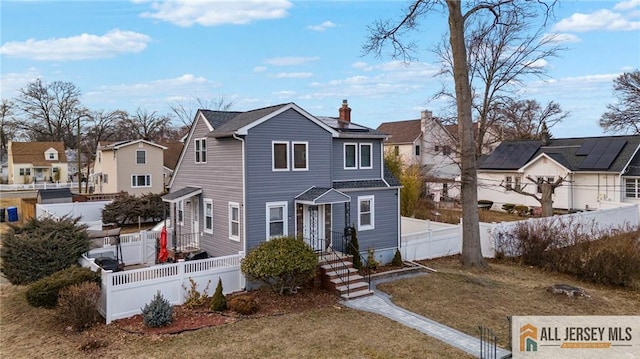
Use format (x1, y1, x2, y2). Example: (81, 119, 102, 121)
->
(204, 199, 213, 234)
(195, 138, 206, 163)
(505, 176, 513, 190)
(229, 202, 240, 241)
(131, 174, 151, 187)
(344, 143, 373, 169)
(358, 196, 375, 231)
(292, 142, 308, 170)
(136, 150, 146, 164)
(272, 142, 289, 171)
(626, 178, 640, 198)
(266, 202, 287, 239)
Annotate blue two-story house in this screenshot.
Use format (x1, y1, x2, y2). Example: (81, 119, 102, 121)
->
(163, 100, 401, 265)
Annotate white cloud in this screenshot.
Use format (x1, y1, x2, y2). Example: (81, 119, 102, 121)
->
(139, 0, 292, 27)
(542, 33, 581, 44)
(0, 68, 41, 98)
(84, 74, 220, 111)
(253, 66, 267, 72)
(614, 0, 640, 10)
(271, 72, 313, 79)
(554, 9, 640, 32)
(264, 56, 319, 66)
(307, 21, 336, 32)
(0, 29, 151, 61)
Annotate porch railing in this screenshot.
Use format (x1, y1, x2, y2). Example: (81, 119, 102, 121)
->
(305, 228, 371, 298)
(168, 229, 200, 254)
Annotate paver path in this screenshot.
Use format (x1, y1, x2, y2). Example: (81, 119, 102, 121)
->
(343, 275, 511, 359)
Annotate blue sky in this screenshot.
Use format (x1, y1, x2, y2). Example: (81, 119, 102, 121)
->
(1, 0, 639, 138)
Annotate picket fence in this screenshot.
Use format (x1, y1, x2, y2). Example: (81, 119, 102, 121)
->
(80, 230, 245, 324)
(401, 203, 639, 261)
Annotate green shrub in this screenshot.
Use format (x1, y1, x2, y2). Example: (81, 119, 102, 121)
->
(210, 278, 227, 311)
(366, 248, 379, 270)
(391, 249, 403, 267)
(1, 217, 91, 285)
(346, 228, 362, 270)
(241, 236, 318, 295)
(228, 294, 259, 315)
(142, 291, 173, 328)
(26, 266, 100, 308)
(56, 281, 101, 332)
(183, 278, 210, 309)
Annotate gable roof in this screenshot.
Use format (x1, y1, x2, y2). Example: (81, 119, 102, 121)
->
(10, 142, 67, 165)
(97, 139, 167, 151)
(376, 119, 422, 144)
(479, 135, 640, 173)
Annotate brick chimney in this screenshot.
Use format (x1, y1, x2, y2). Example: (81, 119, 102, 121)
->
(339, 99, 351, 123)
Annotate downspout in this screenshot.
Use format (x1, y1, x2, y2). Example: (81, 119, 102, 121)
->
(233, 134, 247, 256)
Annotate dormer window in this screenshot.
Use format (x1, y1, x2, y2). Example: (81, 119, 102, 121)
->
(48, 153, 55, 160)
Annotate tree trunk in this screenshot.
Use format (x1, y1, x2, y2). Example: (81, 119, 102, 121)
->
(446, 1, 486, 267)
(541, 183, 554, 216)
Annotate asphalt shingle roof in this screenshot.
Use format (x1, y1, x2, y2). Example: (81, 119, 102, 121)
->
(376, 119, 422, 144)
(10, 142, 67, 166)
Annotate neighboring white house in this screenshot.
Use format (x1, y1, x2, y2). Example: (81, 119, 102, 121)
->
(477, 135, 640, 211)
(377, 110, 500, 201)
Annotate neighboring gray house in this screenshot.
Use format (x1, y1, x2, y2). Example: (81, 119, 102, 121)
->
(163, 100, 401, 264)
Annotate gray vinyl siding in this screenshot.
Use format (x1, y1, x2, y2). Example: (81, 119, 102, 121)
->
(332, 188, 399, 252)
(332, 139, 383, 181)
(244, 108, 333, 251)
(170, 117, 243, 257)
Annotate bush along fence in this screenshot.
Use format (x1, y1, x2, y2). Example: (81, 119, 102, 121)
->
(400, 203, 639, 261)
(80, 252, 245, 324)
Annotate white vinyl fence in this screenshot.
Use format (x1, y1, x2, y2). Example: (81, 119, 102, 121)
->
(80, 229, 245, 324)
(37, 201, 111, 230)
(401, 203, 639, 261)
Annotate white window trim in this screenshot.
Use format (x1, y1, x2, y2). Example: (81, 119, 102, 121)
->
(266, 201, 288, 240)
(292, 141, 309, 171)
(204, 198, 213, 234)
(272, 141, 289, 171)
(358, 195, 375, 231)
(131, 174, 152, 188)
(136, 149, 146, 165)
(359, 143, 373, 169)
(229, 202, 240, 241)
(195, 138, 207, 164)
(344, 143, 357, 170)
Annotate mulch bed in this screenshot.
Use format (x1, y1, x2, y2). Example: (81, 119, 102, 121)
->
(112, 287, 338, 335)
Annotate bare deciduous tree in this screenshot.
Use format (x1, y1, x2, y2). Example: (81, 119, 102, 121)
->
(118, 108, 177, 142)
(498, 98, 567, 140)
(168, 95, 235, 133)
(14, 79, 88, 149)
(500, 175, 566, 217)
(364, 0, 557, 267)
(600, 69, 640, 134)
(1, 99, 22, 162)
(433, 4, 564, 155)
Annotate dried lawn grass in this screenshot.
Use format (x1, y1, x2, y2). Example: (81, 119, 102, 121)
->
(1, 283, 473, 359)
(377, 256, 640, 349)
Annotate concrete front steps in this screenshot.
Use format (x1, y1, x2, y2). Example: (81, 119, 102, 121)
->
(318, 253, 373, 300)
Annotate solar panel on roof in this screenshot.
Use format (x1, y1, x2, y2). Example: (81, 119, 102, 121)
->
(479, 142, 540, 169)
(578, 139, 626, 170)
(576, 140, 597, 155)
(594, 139, 626, 169)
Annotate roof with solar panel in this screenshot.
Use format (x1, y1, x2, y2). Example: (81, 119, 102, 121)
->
(478, 135, 640, 173)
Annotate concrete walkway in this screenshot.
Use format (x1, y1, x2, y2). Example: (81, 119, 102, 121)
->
(343, 274, 511, 359)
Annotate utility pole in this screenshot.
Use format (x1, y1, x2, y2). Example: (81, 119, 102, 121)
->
(77, 116, 81, 193)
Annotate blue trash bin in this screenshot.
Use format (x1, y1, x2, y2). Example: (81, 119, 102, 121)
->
(7, 206, 18, 222)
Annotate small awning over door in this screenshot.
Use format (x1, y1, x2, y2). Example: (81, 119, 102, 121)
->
(295, 187, 351, 205)
(162, 186, 202, 203)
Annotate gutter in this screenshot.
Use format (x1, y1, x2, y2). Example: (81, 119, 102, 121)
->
(233, 134, 247, 256)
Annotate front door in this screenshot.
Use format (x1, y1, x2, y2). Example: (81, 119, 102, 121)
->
(191, 198, 199, 248)
(303, 205, 324, 251)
